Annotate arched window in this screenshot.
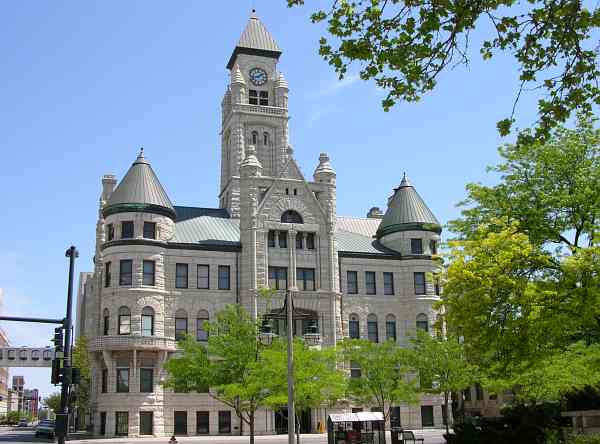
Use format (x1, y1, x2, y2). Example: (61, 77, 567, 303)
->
(103, 308, 110, 335)
(31, 350, 40, 361)
(349, 314, 360, 339)
(118, 306, 131, 335)
(141, 307, 154, 337)
(42, 349, 52, 361)
(416, 313, 429, 332)
(19, 349, 27, 360)
(263, 132, 269, 145)
(252, 131, 258, 145)
(175, 309, 188, 341)
(197, 310, 209, 342)
(367, 314, 379, 343)
(281, 210, 303, 224)
(386, 314, 397, 341)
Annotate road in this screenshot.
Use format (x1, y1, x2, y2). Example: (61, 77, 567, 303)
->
(0, 427, 446, 444)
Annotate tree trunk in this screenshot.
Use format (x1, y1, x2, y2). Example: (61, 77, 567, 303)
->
(250, 412, 255, 444)
(444, 392, 450, 436)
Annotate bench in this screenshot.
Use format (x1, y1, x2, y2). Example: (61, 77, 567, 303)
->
(402, 431, 424, 444)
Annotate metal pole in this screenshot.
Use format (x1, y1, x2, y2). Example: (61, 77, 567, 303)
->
(286, 289, 295, 444)
(0, 316, 64, 324)
(57, 246, 77, 444)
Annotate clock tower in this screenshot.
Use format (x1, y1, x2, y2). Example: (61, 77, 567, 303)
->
(220, 11, 290, 217)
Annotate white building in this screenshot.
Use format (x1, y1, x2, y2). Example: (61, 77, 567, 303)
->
(77, 12, 444, 438)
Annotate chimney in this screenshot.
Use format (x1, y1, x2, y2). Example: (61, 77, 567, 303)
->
(101, 174, 117, 202)
(367, 207, 383, 219)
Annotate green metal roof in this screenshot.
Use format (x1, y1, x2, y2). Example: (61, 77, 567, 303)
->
(104, 150, 175, 219)
(227, 13, 282, 69)
(171, 216, 240, 246)
(376, 175, 441, 238)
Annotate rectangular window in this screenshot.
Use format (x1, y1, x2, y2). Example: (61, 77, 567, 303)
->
(143, 260, 155, 286)
(140, 368, 153, 393)
(347, 271, 358, 294)
(365, 271, 376, 295)
(174, 411, 188, 436)
(279, 231, 288, 248)
(107, 224, 114, 241)
(197, 316, 209, 342)
(196, 411, 209, 435)
(176, 263, 188, 289)
(115, 412, 129, 436)
(296, 232, 303, 249)
(121, 221, 134, 239)
(100, 412, 106, 435)
(383, 272, 394, 295)
(368, 319, 379, 343)
(350, 361, 361, 378)
(386, 319, 397, 341)
(101, 369, 107, 393)
(196, 264, 209, 289)
(430, 239, 438, 255)
(218, 411, 231, 434)
(175, 317, 188, 341)
(349, 318, 359, 339)
(268, 267, 288, 290)
(218, 265, 231, 290)
(104, 262, 111, 287)
(306, 233, 315, 250)
(411, 238, 423, 255)
(116, 368, 129, 393)
(249, 89, 258, 105)
(268, 230, 276, 248)
(141, 314, 153, 337)
(297, 268, 315, 291)
(475, 383, 484, 401)
(119, 260, 132, 286)
(103, 315, 109, 336)
(139, 412, 153, 435)
(143, 222, 156, 239)
(259, 90, 268, 106)
(414, 272, 426, 295)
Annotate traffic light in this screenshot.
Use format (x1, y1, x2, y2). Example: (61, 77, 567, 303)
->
(51, 358, 61, 385)
(53, 327, 64, 352)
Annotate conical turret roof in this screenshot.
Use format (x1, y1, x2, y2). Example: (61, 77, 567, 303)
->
(103, 149, 176, 220)
(376, 174, 441, 238)
(227, 11, 282, 69)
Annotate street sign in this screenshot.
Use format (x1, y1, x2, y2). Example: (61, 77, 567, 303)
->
(0, 347, 55, 367)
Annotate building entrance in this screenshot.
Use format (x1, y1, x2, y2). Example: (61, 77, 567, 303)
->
(274, 408, 312, 434)
(174, 411, 187, 435)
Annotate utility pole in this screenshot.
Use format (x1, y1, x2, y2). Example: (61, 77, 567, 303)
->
(56, 246, 78, 444)
(286, 289, 295, 444)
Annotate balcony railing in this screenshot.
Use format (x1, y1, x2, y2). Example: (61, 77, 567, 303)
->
(91, 335, 177, 351)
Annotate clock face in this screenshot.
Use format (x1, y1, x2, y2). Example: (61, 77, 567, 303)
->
(249, 67, 268, 86)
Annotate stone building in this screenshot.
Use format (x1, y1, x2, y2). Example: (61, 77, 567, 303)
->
(77, 12, 445, 438)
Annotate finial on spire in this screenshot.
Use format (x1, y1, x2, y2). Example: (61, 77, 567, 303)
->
(138, 147, 144, 158)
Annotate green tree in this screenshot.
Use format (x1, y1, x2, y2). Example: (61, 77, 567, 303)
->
(163, 305, 270, 444)
(409, 330, 477, 435)
(72, 335, 91, 429)
(441, 115, 600, 401)
(258, 338, 346, 443)
(287, 1, 600, 139)
(44, 392, 61, 414)
(338, 339, 419, 424)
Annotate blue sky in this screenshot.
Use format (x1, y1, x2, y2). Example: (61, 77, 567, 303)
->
(0, 1, 542, 398)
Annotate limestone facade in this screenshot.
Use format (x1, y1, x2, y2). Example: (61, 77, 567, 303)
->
(76, 12, 446, 438)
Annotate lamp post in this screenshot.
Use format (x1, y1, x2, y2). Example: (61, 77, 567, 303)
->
(259, 289, 321, 444)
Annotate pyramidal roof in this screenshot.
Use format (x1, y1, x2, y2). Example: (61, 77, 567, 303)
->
(376, 174, 441, 238)
(103, 150, 176, 220)
(227, 11, 282, 69)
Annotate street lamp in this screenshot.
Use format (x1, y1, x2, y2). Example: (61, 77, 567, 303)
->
(262, 289, 321, 444)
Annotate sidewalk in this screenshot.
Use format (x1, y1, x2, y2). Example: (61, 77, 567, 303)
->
(68, 430, 446, 444)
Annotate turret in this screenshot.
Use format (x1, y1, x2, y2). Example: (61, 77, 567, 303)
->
(230, 64, 246, 104)
(313, 152, 336, 184)
(240, 145, 262, 178)
(274, 72, 289, 108)
(376, 174, 441, 255)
